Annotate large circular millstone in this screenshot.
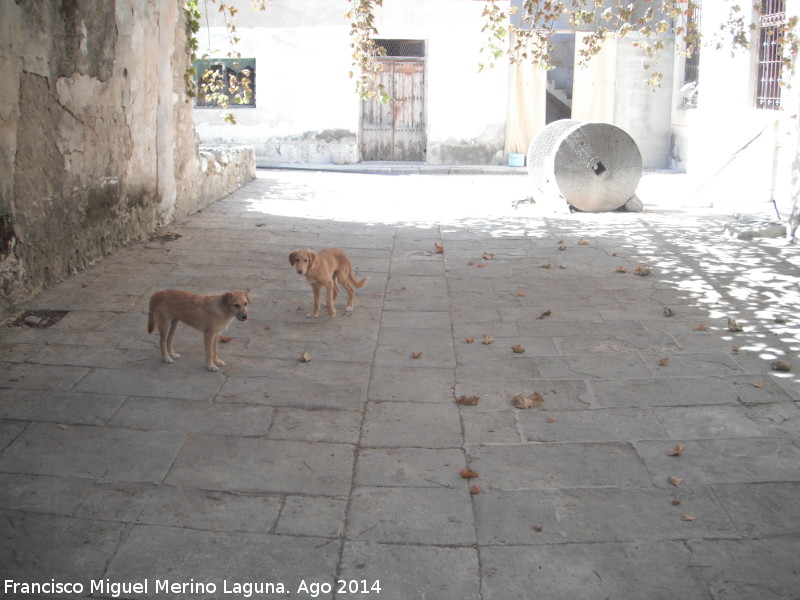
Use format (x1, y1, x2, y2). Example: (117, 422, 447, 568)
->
(526, 119, 581, 197)
(528, 120, 643, 212)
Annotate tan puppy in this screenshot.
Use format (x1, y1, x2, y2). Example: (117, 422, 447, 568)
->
(289, 248, 368, 318)
(148, 289, 250, 371)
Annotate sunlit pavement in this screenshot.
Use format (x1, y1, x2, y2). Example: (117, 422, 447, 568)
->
(1, 168, 799, 599)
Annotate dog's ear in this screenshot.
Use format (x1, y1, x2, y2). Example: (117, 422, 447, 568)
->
(222, 292, 233, 307)
(306, 250, 316, 267)
(289, 251, 299, 266)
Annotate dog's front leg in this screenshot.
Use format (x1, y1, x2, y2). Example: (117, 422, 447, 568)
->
(204, 331, 221, 371)
(162, 320, 181, 362)
(308, 284, 322, 318)
(211, 332, 226, 368)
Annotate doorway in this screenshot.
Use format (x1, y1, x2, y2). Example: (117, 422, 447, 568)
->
(360, 39, 426, 162)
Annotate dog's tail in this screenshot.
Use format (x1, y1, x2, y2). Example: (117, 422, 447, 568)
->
(350, 273, 368, 289)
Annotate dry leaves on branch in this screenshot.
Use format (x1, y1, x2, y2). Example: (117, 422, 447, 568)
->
(460, 468, 479, 478)
(512, 392, 545, 409)
(457, 395, 480, 406)
(667, 443, 686, 457)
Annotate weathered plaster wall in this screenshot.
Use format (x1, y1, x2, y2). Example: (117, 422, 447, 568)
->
(669, 3, 799, 215)
(0, 0, 235, 313)
(193, 0, 508, 166)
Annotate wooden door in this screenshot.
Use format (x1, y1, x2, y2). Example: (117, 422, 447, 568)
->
(360, 59, 425, 161)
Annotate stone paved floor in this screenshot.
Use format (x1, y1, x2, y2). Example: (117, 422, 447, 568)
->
(1, 169, 799, 600)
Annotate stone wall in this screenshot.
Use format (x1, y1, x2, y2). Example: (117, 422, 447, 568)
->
(0, 0, 252, 315)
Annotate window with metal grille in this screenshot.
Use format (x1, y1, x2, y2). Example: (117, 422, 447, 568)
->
(681, 1, 702, 108)
(756, 0, 785, 110)
(374, 39, 425, 59)
(194, 58, 256, 108)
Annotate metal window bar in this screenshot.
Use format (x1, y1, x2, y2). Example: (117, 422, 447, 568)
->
(374, 39, 425, 59)
(683, 2, 701, 85)
(756, 0, 785, 110)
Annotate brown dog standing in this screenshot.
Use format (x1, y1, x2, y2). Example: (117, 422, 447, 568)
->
(148, 289, 250, 371)
(289, 248, 368, 318)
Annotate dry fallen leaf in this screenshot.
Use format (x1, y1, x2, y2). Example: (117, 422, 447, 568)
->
(663, 307, 676, 317)
(727, 318, 744, 332)
(433, 243, 445, 253)
(578, 238, 590, 245)
(772, 360, 792, 372)
(559, 245, 567, 251)
(545, 417, 556, 423)
(482, 334, 495, 345)
(518, 291, 527, 297)
(538, 310, 551, 320)
(667, 443, 686, 457)
(219, 336, 233, 343)
(668, 476, 684, 487)
(681, 514, 697, 522)
(299, 351, 311, 363)
(693, 323, 709, 331)
(754, 379, 766, 388)
(775, 316, 788, 324)
(732, 345, 740, 353)
(615, 266, 627, 273)
(511, 344, 526, 354)
(465, 337, 474, 344)
(512, 392, 545, 409)
(457, 395, 480, 406)
(659, 357, 670, 367)
(671, 499, 682, 506)
(476, 263, 488, 268)
(541, 263, 552, 269)
(633, 264, 651, 276)
(469, 484, 481, 495)
(483, 252, 496, 260)
(411, 352, 423, 359)
(460, 468, 478, 479)
(557, 239, 564, 244)
(532, 524, 544, 532)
